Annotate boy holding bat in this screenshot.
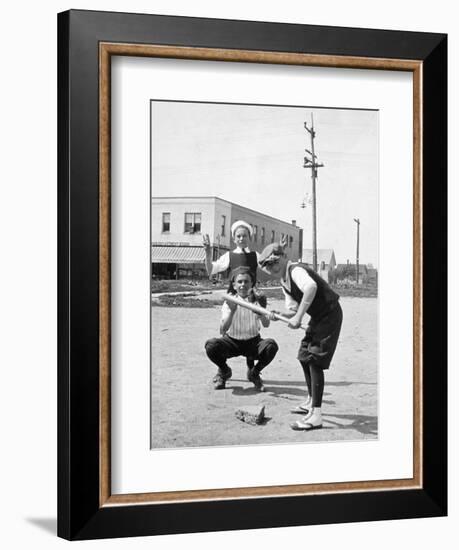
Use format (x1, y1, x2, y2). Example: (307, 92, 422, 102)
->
(258, 243, 343, 431)
(204, 266, 278, 391)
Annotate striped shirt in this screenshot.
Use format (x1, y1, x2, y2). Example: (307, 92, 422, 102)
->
(222, 298, 261, 340)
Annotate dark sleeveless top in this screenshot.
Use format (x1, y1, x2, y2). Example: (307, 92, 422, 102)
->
(282, 262, 339, 321)
(228, 251, 258, 280)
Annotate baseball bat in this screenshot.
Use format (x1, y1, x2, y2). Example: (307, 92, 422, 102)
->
(223, 293, 308, 330)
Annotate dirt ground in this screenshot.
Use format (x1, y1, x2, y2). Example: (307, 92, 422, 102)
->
(151, 296, 378, 449)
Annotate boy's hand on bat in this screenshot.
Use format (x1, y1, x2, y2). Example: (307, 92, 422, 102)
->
(288, 315, 302, 329)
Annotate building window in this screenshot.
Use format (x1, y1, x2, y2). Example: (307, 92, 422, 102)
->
(271, 230, 275, 243)
(289, 236, 293, 248)
(261, 227, 265, 245)
(281, 233, 285, 244)
(253, 225, 258, 242)
(184, 212, 201, 233)
(221, 215, 226, 237)
(162, 212, 170, 232)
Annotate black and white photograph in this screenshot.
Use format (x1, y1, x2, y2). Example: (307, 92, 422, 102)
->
(150, 100, 379, 449)
(0, 0, 451, 547)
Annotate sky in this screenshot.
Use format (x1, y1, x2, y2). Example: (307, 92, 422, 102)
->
(151, 101, 379, 267)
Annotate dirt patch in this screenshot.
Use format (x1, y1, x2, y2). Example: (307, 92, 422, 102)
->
(152, 293, 216, 308)
(151, 279, 225, 294)
(331, 284, 378, 298)
(151, 297, 378, 449)
(152, 279, 377, 299)
(151, 285, 377, 309)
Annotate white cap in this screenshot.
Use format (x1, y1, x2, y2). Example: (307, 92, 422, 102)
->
(231, 220, 253, 238)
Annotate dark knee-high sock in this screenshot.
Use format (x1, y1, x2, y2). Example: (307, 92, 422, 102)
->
(300, 360, 312, 396)
(309, 365, 324, 408)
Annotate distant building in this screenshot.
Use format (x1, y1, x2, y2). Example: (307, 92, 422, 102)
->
(302, 248, 337, 282)
(335, 262, 378, 285)
(364, 266, 378, 285)
(152, 196, 303, 280)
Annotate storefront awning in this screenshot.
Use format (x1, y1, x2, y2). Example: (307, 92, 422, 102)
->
(151, 246, 205, 264)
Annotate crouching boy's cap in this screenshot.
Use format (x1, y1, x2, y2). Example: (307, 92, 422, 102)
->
(258, 242, 285, 268)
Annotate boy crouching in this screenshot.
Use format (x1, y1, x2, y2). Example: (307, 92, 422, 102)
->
(205, 266, 278, 391)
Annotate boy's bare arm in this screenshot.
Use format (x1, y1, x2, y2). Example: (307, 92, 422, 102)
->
(274, 310, 296, 319)
(288, 284, 317, 329)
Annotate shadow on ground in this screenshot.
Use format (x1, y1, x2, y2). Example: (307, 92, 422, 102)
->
(229, 378, 337, 402)
(324, 413, 378, 436)
(326, 381, 377, 387)
(230, 381, 307, 398)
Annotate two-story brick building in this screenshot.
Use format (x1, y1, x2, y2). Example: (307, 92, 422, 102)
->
(152, 196, 303, 280)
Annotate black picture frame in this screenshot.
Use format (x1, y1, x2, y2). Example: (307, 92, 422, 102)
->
(58, 9, 447, 540)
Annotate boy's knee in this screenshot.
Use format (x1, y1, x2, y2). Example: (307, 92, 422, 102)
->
(260, 339, 278, 360)
(205, 338, 220, 356)
(205, 337, 219, 349)
(205, 338, 216, 347)
(266, 339, 279, 353)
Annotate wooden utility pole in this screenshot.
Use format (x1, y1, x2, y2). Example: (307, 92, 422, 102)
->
(304, 114, 324, 272)
(354, 218, 360, 284)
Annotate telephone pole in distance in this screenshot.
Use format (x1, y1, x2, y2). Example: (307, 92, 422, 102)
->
(304, 113, 324, 272)
(353, 218, 360, 284)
